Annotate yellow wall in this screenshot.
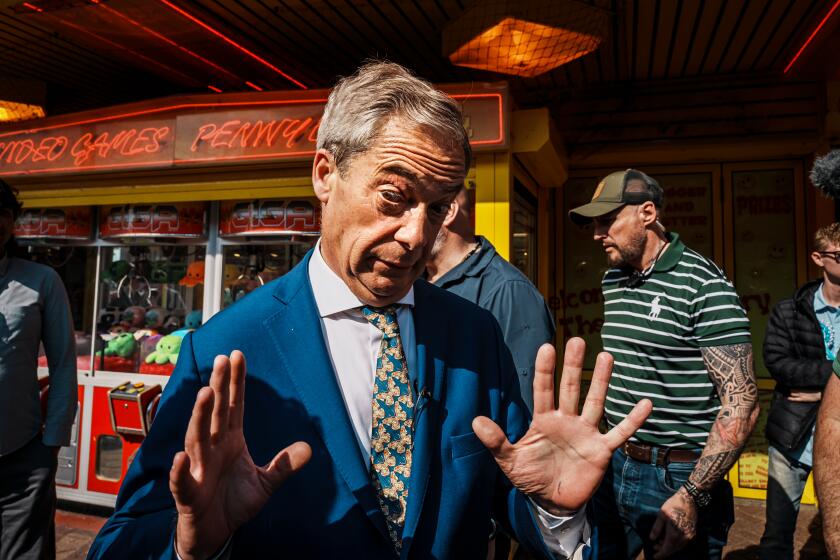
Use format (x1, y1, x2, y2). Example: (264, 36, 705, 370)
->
(474, 152, 512, 260)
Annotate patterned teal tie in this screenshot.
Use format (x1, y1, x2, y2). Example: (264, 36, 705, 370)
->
(361, 305, 415, 553)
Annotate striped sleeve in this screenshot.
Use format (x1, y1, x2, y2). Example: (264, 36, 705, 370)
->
(691, 274, 751, 347)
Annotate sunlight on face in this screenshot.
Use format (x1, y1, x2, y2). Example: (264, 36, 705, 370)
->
(592, 205, 648, 269)
(318, 118, 466, 305)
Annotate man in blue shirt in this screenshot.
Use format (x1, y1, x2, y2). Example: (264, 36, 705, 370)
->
(425, 186, 556, 413)
(760, 223, 840, 558)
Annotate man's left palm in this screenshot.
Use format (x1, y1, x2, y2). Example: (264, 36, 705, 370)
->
(473, 338, 652, 513)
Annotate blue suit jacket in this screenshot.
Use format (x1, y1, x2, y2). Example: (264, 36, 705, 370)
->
(88, 252, 560, 559)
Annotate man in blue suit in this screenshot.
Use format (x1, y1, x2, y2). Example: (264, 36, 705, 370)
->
(88, 61, 651, 560)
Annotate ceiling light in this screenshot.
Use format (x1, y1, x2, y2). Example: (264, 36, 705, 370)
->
(444, 0, 609, 78)
(0, 100, 45, 123)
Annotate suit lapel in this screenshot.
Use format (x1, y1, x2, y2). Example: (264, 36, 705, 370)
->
(401, 280, 444, 552)
(264, 254, 389, 542)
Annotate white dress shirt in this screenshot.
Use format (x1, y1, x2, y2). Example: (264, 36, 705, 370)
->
(308, 243, 588, 558)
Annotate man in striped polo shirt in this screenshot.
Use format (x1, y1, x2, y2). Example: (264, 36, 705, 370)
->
(570, 169, 759, 559)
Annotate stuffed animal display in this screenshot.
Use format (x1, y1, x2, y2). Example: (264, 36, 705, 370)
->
(179, 261, 205, 287)
(144, 335, 182, 366)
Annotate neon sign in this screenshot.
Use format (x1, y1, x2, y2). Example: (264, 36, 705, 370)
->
(0, 85, 508, 177)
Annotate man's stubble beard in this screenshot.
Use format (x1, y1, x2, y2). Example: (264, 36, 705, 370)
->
(607, 228, 647, 269)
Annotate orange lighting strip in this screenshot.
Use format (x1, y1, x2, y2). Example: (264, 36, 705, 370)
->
(98, 3, 242, 83)
(784, 0, 840, 74)
(158, 0, 307, 89)
(53, 15, 199, 86)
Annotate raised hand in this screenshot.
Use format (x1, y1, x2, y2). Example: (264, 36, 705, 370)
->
(472, 337, 652, 514)
(169, 351, 312, 560)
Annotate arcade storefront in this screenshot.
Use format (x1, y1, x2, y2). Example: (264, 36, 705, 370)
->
(2, 79, 824, 507)
(0, 82, 565, 507)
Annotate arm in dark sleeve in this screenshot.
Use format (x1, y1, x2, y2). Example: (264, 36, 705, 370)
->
(763, 302, 833, 389)
(483, 315, 584, 558)
(40, 268, 78, 447)
(483, 281, 556, 413)
(88, 332, 204, 560)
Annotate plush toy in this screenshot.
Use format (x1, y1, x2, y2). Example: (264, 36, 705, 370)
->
(97, 333, 136, 358)
(145, 307, 164, 329)
(101, 259, 131, 282)
(179, 261, 205, 287)
(144, 335, 182, 366)
(120, 306, 146, 328)
(94, 332, 137, 373)
(184, 310, 202, 330)
(223, 264, 239, 287)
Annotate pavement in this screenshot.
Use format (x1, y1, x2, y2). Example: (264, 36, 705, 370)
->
(723, 499, 825, 559)
(56, 498, 826, 559)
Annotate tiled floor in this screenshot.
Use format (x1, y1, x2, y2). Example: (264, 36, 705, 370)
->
(56, 498, 826, 559)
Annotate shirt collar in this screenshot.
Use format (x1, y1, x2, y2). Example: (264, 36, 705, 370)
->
(308, 240, 414, 318)
(814, 282, 836, 312)
(433, 236, 495, 286)
(653, 232, 684, 272)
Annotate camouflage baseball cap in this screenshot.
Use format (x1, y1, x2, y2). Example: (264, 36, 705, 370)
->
(568, 169, 662, 226)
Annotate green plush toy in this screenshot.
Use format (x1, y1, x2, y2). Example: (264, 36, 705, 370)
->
(101, 260, 131, 282)
(96, 333, 136, 358)
(145, 335, 182, 366)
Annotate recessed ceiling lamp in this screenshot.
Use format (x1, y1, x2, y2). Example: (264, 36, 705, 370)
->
(0, 101, 46, 123)
(444, 0, 609, 78)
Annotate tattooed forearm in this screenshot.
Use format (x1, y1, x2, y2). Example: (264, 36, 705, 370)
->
(690, 343, 759, 491)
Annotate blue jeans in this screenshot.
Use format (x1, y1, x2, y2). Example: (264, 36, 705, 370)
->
(758, 444, 811, 559)
(590, 448, 734, 560)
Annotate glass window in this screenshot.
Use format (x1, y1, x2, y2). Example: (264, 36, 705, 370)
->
(512, 182, 538, 284)
(221, 241, 316, 308)
(26, 245, 97, 373)
(658, 173, 714, 257)
(94, 434, 122, 481)
(562, 177, 606, 369)
(95, 245, 205, 376)
(732, 168, 797, 378)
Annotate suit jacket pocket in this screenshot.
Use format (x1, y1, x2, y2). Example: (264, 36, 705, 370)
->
(450, 431, 488, 460)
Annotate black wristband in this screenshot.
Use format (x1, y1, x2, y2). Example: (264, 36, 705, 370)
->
(682, 480, 711, 507)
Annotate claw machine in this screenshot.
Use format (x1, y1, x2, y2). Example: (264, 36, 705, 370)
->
(82, 203, 208, 499)
(21, 203, 211, 506)
(215, 198, 319, 310)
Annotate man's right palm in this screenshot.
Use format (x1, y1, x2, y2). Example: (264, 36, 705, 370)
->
(169, 351, 312, 560)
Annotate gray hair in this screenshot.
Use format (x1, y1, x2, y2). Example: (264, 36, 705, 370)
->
(316, 61, 472, 175)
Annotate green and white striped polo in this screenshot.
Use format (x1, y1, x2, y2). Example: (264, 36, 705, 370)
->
(600, 233, 751, 448)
